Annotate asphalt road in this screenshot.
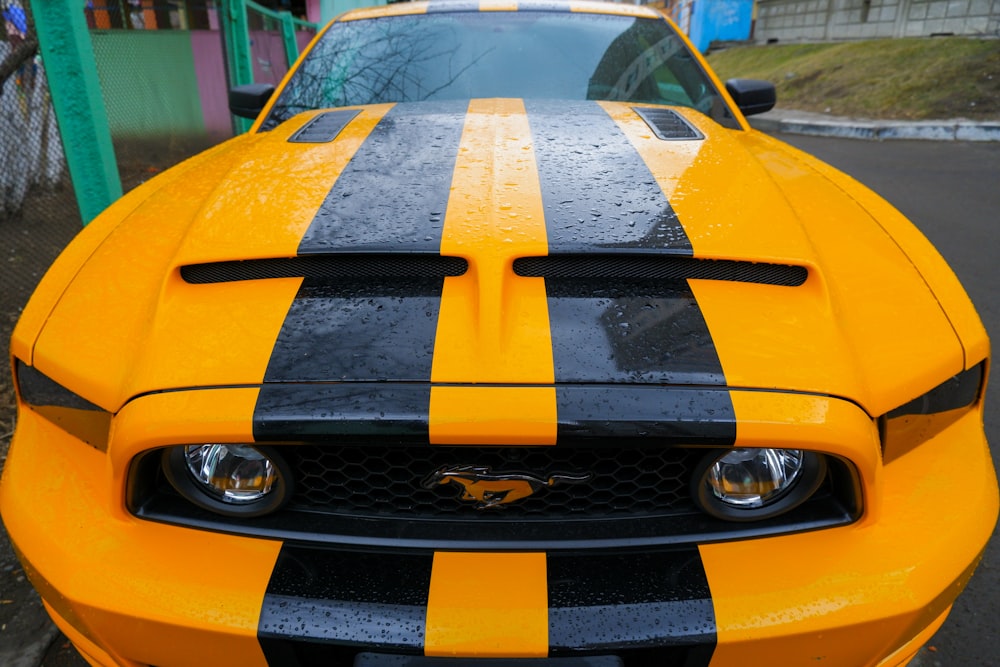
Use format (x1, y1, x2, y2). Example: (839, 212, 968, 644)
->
(4, 134, 1000, 666)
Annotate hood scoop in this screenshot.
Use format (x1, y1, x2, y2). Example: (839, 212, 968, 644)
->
(514, 254, 807, 286)
(633, 107, 704, 141)
(181, 254, 468, 284)
(287, 109, 361, 143)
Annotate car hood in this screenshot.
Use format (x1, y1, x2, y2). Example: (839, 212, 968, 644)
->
(30, 100, 963, 418)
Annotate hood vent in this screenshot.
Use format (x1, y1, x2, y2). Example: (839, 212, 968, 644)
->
(513, 255, 807, 286)
(633, 107, 703, 141)
(183, 255, 803, 286)
(181, 255, 468, 284)
(288, 109, 361, 143)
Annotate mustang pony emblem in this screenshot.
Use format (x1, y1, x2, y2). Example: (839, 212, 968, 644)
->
(422, 465, 593, 509)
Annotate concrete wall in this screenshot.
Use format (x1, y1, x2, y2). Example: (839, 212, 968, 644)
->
(755, 0, 1000, 42)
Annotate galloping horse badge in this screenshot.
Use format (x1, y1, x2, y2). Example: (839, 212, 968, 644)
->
(422, 464, 593, 509)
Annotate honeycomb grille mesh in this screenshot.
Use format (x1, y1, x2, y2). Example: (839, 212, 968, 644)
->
(633, 107, 704, 140)
(181, 255, 468, 284)
(514, 255, 808, 286)
(283, 444, 701, 519)
(288, 110, 360, 143)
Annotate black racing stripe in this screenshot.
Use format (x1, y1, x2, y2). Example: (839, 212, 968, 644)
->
(259, 546, 432, 662)
(298, 100, 467, 254)
(259, 279, 444, 384)
(526, 99, 692, 253)
(557, 386, 736, 445)
(253, 103, 466, 433)
(253, 383, 432, 442)
(544, 278, 728, 385)
(547, 549, 716, 664)
(527, 101, 729, 391)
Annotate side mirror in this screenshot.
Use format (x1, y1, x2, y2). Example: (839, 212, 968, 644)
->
(229, 83, 276, 120)
(725, 79, 776, 117)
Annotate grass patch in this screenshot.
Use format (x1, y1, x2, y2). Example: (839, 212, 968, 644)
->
(706, 37, 1000, 120)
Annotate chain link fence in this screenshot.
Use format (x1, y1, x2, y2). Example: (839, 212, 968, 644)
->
(88, 1, 235, 193)
(1, 2, 75, 223)
(1, 2, 79, 315)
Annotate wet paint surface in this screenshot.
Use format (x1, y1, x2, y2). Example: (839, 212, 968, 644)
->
(253, 383, 432, 442)
(259, 101, 729, 389)
(546, 279, 727, 385)
(556, 385, 735, 445)
(527, 100, 692, 253)
(257, 546, 716, 661)
(261, 279, 444, 383)
(258, 547, 432, 654)
(547, 550, 716, 658)
(298, 101, 466, 254)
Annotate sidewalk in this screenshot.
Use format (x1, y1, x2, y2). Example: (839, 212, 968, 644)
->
(748, 107, 1000, 142)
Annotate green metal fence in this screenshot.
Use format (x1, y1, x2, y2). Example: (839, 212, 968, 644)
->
(18, 0, 319, 225)
(223, 0, 318, 133)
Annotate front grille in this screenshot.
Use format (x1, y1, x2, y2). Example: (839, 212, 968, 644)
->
(132, 444, 859, 548)
(284, 444, 700, 519)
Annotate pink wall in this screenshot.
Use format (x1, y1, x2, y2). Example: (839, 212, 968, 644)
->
(306, 0, 322, 24)
(189, 21, 319, 138)
(249, 30, 290, 86)
(296, 29, 315, 53)
(190, 30, 234, 139)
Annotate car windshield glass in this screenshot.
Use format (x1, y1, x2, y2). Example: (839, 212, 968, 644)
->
(262, 11, 730, 129)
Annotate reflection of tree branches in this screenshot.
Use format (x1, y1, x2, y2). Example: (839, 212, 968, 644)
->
(264, 18, 491, 127)
(420, 46, 493, 101)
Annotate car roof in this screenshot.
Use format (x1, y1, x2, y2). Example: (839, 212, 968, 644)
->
(336, 0, 664, 23)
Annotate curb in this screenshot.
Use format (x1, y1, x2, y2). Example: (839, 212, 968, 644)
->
(748, 111, 1000, 142)
(0, 621, 59, 667)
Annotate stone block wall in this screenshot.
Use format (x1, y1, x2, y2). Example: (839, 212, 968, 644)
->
(754, 0, 1000, 41)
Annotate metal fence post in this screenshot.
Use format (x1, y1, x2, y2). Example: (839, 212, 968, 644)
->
(28, 0, 122, 225)
(220, 0, 254, 133)
(279, 11, 299, 69)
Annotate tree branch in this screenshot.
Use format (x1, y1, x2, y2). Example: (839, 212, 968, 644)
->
(0, 35, 40, 88)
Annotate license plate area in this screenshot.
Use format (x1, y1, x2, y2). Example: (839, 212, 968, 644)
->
(354, 655, 623, 667)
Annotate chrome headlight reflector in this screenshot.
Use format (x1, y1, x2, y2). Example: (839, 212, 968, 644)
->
(692, 448, 827, 522)
(162, 444, 292, 517)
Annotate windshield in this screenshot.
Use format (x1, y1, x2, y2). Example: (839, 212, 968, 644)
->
(262, 11, 731, 129)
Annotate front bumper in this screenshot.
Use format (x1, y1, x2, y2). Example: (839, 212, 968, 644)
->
(1, 388, 996, 667)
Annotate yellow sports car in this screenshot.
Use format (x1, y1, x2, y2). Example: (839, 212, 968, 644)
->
(2, 1, 996, 666)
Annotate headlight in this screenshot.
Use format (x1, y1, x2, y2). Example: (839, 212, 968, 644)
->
(162, 444, 293, 517)
(692, 448, 827, 521)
